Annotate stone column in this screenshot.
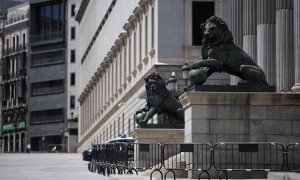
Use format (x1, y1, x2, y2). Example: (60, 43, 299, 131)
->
(19, 132, 22, 152)
(257, 0, 276, 85)
(13, 133, 15, 152)
(292, 0, 300, 92)
(243, 0, 257, 62)
(7, 134, 10, 152)
(230, 0, 243, 85)
(276, 0, 294, 91)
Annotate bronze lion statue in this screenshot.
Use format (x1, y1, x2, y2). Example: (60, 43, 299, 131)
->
(134, 72, 184, 125)
(190, 16, 268, 85)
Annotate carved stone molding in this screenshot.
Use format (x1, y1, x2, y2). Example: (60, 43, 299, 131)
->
(133, 7, 144, 22)
(123, 22, 133, 35)
(128, 15, 138, 29)
(119, 31, 128, 45)
(110, 45, 119, 57)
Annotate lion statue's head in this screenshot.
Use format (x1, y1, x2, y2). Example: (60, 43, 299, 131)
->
(201, 16, 234, 59)
(144, 72, 170, 97)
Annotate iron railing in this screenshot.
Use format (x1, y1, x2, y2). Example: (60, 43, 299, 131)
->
(286, 143, 300, 172)
(213, 142, 285, 172)
(163, 143, 212, 179)
(87, 142, 299, 180)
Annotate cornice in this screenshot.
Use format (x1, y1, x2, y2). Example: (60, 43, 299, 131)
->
(179, 92, 300, 108)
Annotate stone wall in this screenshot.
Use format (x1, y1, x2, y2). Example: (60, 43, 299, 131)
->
(180, 92, 300, 146)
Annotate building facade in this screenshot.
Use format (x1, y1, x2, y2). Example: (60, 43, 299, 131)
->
(27, 0, 68, 152)
(0, 2, 29, 153)
(66, 0, 81, 153)
(27, 0, 80, 153)
(76, 0, 300, 153)
(0, 14, 4, 153)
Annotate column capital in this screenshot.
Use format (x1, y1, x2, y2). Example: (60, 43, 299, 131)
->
(107, 51, 115, 61)
(123, 22, 133, 35)
(110, 45, 119, 57)
(119, 31, 128, 45)
(119, 31, 128, 40)
(96, 67, 104, 76)
(128, 14, 138, 24)
(91, 76, 97, 86)
(114, 39, 123, 49)
(133, 7, 144, 21)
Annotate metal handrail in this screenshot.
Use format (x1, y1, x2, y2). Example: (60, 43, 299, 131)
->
(212, 142, 285, 172)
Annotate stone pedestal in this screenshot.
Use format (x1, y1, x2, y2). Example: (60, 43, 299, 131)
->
(130, 128, 187, 178)
(180, 91, 300, 146)
(131, 128, 184, 144)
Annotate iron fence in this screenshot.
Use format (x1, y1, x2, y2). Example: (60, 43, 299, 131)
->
(162, 143, 212, 179)
(212, 142, 285, 180)
(87, 142, 300, 180)
(286, 143, 300, 172)
(127, 143, 162, 171)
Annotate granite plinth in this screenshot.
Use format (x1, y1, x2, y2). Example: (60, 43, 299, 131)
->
(131, 128, 184, 144)
(194, 85, 276, 92)
(138, 123, 184, 129)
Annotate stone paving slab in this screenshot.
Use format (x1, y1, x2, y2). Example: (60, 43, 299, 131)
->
(0, 153, 108, 180)
(0, 153, 271, 180)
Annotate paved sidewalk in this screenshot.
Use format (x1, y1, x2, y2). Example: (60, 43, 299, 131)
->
(0, 153, 108, 180)
(0, 153, 271, 180)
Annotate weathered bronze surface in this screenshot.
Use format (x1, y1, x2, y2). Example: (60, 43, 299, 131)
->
(190, 16, 268, 85)
(134, 72, 184, 125)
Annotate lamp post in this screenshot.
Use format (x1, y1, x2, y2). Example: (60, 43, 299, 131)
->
(167, 72, 177, 92)
(181, 63, 191, 91)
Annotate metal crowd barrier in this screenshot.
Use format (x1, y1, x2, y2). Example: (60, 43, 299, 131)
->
(213, 142, 285, 179)
(87, 142, 300, 180)
(127, 143, 162, 179)
(162, 143, 212, 180)
(88, 143, 161, 176)
(286, 143, 300, 172)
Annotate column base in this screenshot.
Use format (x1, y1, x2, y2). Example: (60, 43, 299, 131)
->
(291, 83, 300, 92)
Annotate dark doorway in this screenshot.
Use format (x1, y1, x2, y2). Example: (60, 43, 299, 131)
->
(192, 2, 215, 46)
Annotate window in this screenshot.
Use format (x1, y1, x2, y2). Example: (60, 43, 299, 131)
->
(71, 27, 75, 40)
(31, 109, 64, 124)
(13, 36, 16, 51)
(6, 39, 9, 50)
(22, 33, 26, 47)
(70, 73, 75, 86)
(31, 2, 64, 44)
(16, 36, 19, 50)
(69, 128, 78, 135)
(70, 49, 75, 63)
(71, 4, 76, 17)
(192, 1, 214, 46)
(31, 50, 65, 67)
(36, 2, 64, 34)
(70, 95, 75, 109)
(31, 80, 64, 96)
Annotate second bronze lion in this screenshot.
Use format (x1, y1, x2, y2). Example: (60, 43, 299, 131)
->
(190, 16, 268, 85)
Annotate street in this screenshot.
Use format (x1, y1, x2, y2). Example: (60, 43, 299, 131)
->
(0, 153, 109, 180)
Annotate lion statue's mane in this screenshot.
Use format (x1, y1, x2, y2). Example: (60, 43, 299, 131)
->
(201, 16, 234, 59)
